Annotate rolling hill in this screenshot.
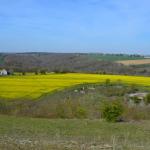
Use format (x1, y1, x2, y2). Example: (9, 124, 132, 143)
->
(0, 53, 150, 76)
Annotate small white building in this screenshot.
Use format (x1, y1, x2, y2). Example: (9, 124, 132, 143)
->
(0, 69, 8, 76)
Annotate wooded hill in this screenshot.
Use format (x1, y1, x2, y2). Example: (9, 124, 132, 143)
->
(0, 53, 149, 76)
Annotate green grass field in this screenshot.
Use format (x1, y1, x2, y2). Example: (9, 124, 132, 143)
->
(0, 115, 150, 149)
(0, 73, 150, 100)
(88, 54, 145, 61)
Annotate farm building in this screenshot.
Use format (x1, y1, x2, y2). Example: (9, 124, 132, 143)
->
(0, 69, 8, 76)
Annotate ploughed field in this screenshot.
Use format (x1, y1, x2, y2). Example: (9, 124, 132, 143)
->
(0, 73, 150, 100)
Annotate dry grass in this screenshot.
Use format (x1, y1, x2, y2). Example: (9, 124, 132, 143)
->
(0, 115, 150, 150)
(116, 59, 150, 65)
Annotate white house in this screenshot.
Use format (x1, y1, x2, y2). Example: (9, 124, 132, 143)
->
(0, 69, 8, 76)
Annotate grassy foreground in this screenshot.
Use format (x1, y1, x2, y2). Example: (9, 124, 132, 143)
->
(0, 115, 150, 150)
(0, 73, 150, 100)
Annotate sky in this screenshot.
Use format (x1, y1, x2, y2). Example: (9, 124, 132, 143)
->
(0, 0, 150, 54)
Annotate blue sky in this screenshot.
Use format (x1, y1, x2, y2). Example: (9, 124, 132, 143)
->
(0, 0, 150, 54)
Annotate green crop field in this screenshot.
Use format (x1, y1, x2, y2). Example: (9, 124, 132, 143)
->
(0, 73, 150, 100)
(88, 54, 145, 61)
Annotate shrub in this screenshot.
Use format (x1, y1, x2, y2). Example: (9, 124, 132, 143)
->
(131, 96, 141, 105)
(101, 100, 124, 122)
(56, 103, 66, 118)
(55, 100, 74, 118)
(55, 100, 87, 119)
(144, 93, 150, 105)
(7, 69, 14, 75)
(40, 69, 47, 75)
(105, 79, 111, 86)
(0, 101, 9, 114)
(129, 84, 138, 93)
(22, 71, 26, 75)
(75, 106, 87, 118)
(124, 106, 150, 121)
(34, 70, 39, 75)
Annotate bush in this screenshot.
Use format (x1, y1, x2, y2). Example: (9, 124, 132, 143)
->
(128, 84, 138, 93)
(101, 100, 124, 122)
(55, 100, 87, 119)
(22, 71, 26, 75)
(0, 101, 9, 114)
(144, 93, 150, 105)
(124, 106, 149, 121)
(131, 96, 141, 105)
(55, 100, 74, 118)
(40, 69, 47, 75)
(105, 79, 111, 86)
(56, 103, 66, 118)
(34, 70, 39, 75)
(75, 106, 87, 118)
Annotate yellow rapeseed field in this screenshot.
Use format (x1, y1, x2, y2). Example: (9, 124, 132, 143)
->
(0, 73, 150, 100)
